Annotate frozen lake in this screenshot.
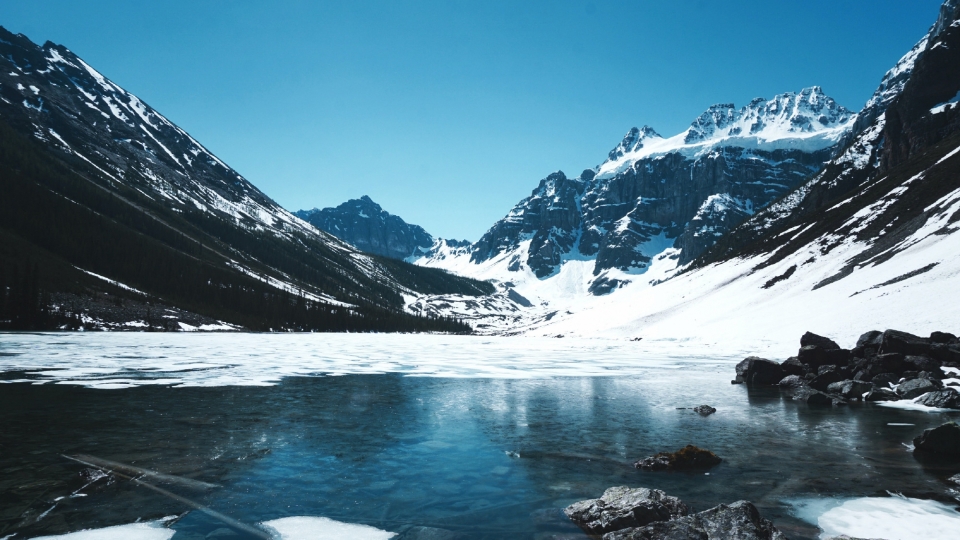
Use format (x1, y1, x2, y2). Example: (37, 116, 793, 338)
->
(1, 332, 959, 539)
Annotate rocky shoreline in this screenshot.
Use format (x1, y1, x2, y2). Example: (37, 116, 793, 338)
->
(560, 329, 960, 539)
(733, 329, 960, 410)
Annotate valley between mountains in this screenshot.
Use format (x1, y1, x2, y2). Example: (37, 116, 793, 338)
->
(2, 2, 960, 353)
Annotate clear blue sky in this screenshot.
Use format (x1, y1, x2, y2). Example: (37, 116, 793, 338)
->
(0, 1, 944, 241)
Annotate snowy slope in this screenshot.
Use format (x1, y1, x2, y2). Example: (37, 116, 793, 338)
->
(0, 27, 489, 327)
(411, 0, 960, 346)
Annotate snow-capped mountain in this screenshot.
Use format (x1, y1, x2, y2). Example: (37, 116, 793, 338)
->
(410, 0, 960, 342)
(295, 196, 436, 260)
(418, 86, 856, 300)
(0, 27, 489, 331)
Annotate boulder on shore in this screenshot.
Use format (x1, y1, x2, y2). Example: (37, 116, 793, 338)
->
(734, 357, 784, 385)
(913, 422, 960, 457)
(880, 330, 932, 356)
(603, 500, 786, 540)
(780, 357, 805, 376)
(778, 375, 805, 389)
(563, 486, 688, 535)
(635, 445, 722, 471)
(914, 389, 960, 409)
(801, 331, 841, 350)
(896, 378, 941, 400)
(864, 387, 900, 402)
(826, 380, 874, 401)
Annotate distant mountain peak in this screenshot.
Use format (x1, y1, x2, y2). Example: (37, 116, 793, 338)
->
(296, 197, 434, 260)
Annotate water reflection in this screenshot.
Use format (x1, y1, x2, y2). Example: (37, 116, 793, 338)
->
(1, 372, 958, 539)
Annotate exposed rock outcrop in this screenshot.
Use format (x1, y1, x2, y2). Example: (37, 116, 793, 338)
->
(635, 446, 722, 471)
(563, 486, 688, 535)
(602, 500, 786, 540)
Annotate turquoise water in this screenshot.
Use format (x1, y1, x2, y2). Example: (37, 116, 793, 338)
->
(2, 370, 959, 539)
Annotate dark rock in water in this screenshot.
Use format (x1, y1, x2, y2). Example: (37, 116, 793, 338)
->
(801, 331, 841, 350)
(826, 380, 874, 400)
(735, 357, 784, 385)
(880, 330, 932, 356)
(635, 445, 722, 471)
(930, 331, 958, 344)
(857, 330, 883, 349)
(918, 369, 945, 381)
(914, 389, 960, 409)
(797, 345, 828, 368)
(603, 500, 786, 540)
(817, 365, 837, 375)
(563, 486, 688, 535)
(902, 370, 919, 380)
(810, 367, 844, 391)
(871, 372, 899, 388)
(780, 357, 805, 376)
(864, 387, 900, 402)
(913, 422, 960, 457)
(792, 387, 833, 406)
(803, 372, 816, 382)
(693, 405, 716, 416)
(897, 378, 941, 399)
(778, 375, 805, 389)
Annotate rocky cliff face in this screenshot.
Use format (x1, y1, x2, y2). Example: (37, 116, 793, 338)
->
(467, 87, 855, 289)
(296, 196, 435, 260)
(698, 0, 960, 271)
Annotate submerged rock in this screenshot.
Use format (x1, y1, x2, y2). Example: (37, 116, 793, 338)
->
(602, 500, 786, 540)
(734, 357, 784, 385)
(563, 486, 688, 535)
(395, 526, 464, 540)
(791, 387, 834, 406)
(693, 405, 717, 416)
(635, 445, 722, 471)
(913, 422, 960, 457)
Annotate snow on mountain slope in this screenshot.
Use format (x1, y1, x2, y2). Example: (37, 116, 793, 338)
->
(595, 87, 855, 180)
(411, 0, 960, 345)
(0, 27, 490, 325)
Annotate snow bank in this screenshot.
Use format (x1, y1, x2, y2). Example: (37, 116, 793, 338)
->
(814, 496, 960, 540)
(28, 518, 177, 540)
(261, 516, 395, 540)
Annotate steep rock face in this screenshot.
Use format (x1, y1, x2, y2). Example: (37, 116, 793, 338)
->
(697, 0, 960, 275)
(296, 196, 434, 260)
(471, 171, 587, 277)
(466, 87, 853, 288)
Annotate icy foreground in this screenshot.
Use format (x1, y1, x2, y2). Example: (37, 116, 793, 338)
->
(0, 333, 746, 388)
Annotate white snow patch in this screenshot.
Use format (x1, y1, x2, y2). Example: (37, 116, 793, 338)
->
(27, 517, 177, 540)
(814, 496, 960, 540)
(260, 516, 395, 540)
(75, 267, 147, 296)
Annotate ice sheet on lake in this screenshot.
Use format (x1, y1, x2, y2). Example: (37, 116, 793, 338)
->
(0, 333, 744, 388)
(261, 516, 395, 540)
(27, 517, 177, 540)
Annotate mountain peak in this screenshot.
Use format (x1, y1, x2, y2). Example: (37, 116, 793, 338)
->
(607, 126, 663, 161)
